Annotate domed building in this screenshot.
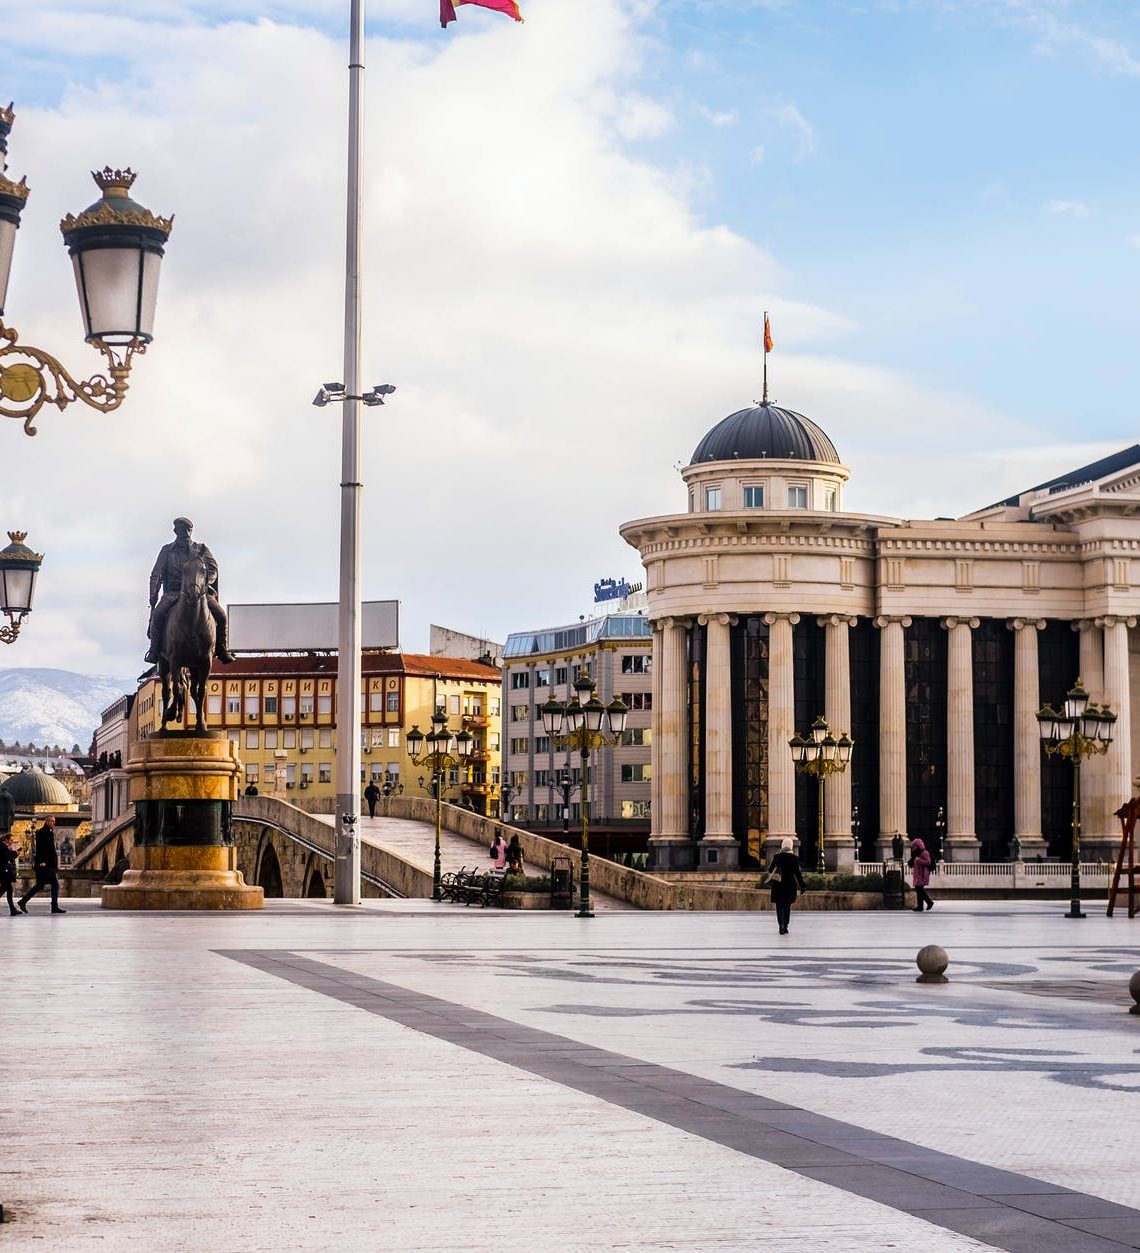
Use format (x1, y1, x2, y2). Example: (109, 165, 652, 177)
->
(621, 401, 1140, 871)
(0, 766, 83, 859)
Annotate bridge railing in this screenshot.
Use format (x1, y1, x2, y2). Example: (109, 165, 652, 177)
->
(854, 859, 1114, 890)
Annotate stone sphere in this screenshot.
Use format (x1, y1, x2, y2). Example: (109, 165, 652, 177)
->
(1130, 970, 1140, 1010)
(916, 944, 949, 983)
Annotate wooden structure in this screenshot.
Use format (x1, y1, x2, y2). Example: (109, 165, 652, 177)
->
(1107, 798, 1139, 918)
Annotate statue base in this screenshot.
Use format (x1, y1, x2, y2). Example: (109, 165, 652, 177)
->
(102, 845, 263, 910)
(101, 732, 262, 911)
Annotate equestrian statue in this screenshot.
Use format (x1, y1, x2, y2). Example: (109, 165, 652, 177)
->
(145, 517, 235, 731)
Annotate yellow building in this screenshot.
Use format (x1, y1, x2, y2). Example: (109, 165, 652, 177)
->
(132, 652, 503, 814)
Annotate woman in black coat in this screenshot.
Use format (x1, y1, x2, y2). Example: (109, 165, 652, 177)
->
(768, 836, 807, 934)
(1, 833, 19, 916)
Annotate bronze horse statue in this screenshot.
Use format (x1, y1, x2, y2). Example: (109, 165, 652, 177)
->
(159, 554, 216, 733)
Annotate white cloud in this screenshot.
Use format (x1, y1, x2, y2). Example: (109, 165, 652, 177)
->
(996, 0, 1140, 76)
(697, 104, 739, 127)
(767, 101, 816, 161)
(1044, 198, 1089, 217)
(0, 0, 1071, 681)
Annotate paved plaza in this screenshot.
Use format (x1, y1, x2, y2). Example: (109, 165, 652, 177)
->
(3, 897, 1140, 1251)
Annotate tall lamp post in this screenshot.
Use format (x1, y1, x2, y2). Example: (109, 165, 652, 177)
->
(552, 768, 578, 842)
(789, 715, 854, 872)
(0, 531, 43, 644)
(1036, 679, 1115, 920)
(0, 107, 173, 437)
(407, 710, 473, 901)
(541, 673, 628, 919)
(499, 782, 514, 823)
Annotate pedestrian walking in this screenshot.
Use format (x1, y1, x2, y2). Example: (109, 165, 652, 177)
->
(363, 781, 380, 819)
(2, 832, 20, 916)
(489, 832, 508, 869)
(909, 836, 934, 911)
(767, 836, 806, 935)
(506, 834, 524, 874)
(17, 815, 65, 914)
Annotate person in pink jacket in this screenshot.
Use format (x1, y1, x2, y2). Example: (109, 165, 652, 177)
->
(909, 836, 933, 912)
(490, 832, 508, 869)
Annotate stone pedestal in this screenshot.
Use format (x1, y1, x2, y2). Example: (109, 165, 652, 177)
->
(696, 837, 739, 868)
(102, 732, 262, 911)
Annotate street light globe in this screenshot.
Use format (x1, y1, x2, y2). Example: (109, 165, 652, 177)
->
(0, 530, 43, 619)
(0, 104, 29, 319)
(59, 167, 173, 347)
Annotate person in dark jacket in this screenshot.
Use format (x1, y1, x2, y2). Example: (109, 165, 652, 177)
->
(1, 832, 20, 916)
(17, 815, 65, 914)
(363, 781, 381, 819)
(506, 834, 524, 874)
(909, 836, 934, 911)
(768, 836, 807, 934)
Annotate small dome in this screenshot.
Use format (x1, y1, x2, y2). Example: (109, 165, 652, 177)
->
(1, 767, 71, 807)
(691, 403, 840, 465)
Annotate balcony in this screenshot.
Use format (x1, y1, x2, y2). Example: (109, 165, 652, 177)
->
(463, 713, 489, 729)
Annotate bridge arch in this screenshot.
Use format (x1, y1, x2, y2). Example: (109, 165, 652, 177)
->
(304, 859, 326, 898)
(256, 841, 284, 898)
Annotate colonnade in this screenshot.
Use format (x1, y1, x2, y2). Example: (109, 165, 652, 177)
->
(648, 613, 1135, 869)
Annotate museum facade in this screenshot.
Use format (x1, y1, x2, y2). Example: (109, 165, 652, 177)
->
(620, 403, 1140, 870)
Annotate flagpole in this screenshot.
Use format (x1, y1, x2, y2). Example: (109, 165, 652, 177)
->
(762, 309, 769, 405)
(335, 0, 365, 905)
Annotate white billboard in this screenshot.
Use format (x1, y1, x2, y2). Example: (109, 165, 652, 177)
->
(227, 601, 399, 652)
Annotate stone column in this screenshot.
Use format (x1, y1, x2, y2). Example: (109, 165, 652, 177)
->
(874, 615, 910, 857)
(1075, 620, 1109, 850)
(649, 616, 694, 869)
(1101, 616, 1136, 853)
(650, 619, 663, 843)
(820, 614, 857, 869)
(697, 613, 738, 867)
(943, 616, 980, 862)
(1009, 618, 1046, 859)
(764, 612, 799, 856)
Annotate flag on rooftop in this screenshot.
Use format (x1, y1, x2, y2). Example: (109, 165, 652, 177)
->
(441, 0, 524, 27)
(763, 313, 774, 354)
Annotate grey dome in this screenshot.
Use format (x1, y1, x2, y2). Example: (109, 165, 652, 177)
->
(1, 767, 71, 806)
(690, 403, 839, 465)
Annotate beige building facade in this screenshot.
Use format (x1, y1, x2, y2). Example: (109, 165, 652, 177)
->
(620, 402, 1140, 871)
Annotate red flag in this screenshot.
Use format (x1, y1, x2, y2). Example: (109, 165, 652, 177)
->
(441, 0, 523, 27)
(763, 314, 774, 354)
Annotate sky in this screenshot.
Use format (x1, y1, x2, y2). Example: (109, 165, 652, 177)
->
(2, 0, 1139, 678)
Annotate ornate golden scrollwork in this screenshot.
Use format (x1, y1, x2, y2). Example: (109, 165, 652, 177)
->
(0, 318, 145, 436)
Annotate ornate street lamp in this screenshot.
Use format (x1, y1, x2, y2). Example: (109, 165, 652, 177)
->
(407, 709, 473, 901)
(788, 715, 853, 872)
(1037, 678, 1115, 919)
(551, 768, 578, 841)
(541, 671, 627, 918)
(0, 106, 173, 436)
(0, 530, 43, 644)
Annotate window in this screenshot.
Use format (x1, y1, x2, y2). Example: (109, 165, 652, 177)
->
(510, 671, 530, 690)
(621, 763, 652, 782)
(512, 705, 530, 722)
(536, 668, 550, 688)
(534, 736, 550, 755)
(449, 695, 460, 715)
(319, 729, 332, 748)
(510, 771, 527, 787)
(743, 485, 765, 508)
(388, 728, 400, 748)
(317, 695, 332, 716)
(534, 770, 553, 787)
(620, 728, 651, 746)
(490, 698, 501, 715)
(490, 732, 500, 751)
(554, 667, 567, 686)
(300, 764, 314, 786)
(245, 765, 259, 783)
(620, 692, 653, 711)
(264, 695, 278, 715)
(621, 655, 650, 674)
(369, 691, 384, 713)
(490, 765, 501, 785)
(283, 729, 296, 749)
(371, 728, 384, 748)
(824, 485, 837, 512)
(371, 762, 385, 780)
(226, 696, 240, 715)
(264, 730, 279, 749)
(207, 695, 222, 715)
(788, 484, 808, 508)
(245, 731, 259, 750)
(226, 730, 240, 750)
(285, 764, 296, 786)
(283, 695, 297, 720)
(535, 804, 550, 823)
(387, 690, 400, 713)
(299, 694, 314, 717)
(510, 738, 529, 755)
(301, 730, 314, 751)
(319, 762, 332, 783)
(245, 694, 259, 718)
(621, 800, 652, 819)
(705, 486, 722, 511)
(509, 805, 528, 823)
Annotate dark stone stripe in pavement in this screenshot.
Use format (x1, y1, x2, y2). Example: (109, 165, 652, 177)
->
(216, 948, 1140, 1253)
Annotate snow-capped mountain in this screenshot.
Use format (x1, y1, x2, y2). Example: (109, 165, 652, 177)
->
(0, 669, 133, 751)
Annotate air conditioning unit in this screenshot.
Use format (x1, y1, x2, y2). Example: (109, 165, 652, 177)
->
(286, 782, 295, 789)
(300, 747, 309, 753)
(300, 781, 309, 789)
(284, 714, 294, 722)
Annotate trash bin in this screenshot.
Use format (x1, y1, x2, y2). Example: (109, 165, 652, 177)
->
(550, 855, 573, 910)
(883, 860, 907, 909)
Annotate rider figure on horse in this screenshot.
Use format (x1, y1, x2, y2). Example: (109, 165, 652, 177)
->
(145, 517, 236, 665)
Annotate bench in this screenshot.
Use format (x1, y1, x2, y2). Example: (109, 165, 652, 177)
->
(438, 866, 508, 907)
